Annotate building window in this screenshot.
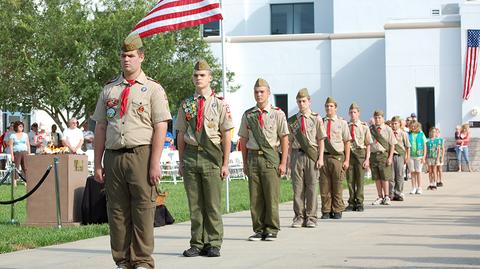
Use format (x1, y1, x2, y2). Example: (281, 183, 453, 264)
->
(271, 3, 314, 35)
(274, 94, 289, 117)
(203, 21, 219, 37)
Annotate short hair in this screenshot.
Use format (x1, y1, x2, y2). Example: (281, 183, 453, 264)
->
(13, 121, 24, 132)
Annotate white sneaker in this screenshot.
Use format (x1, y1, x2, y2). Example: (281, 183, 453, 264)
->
(410, 188, 417, 194)
(383, 196, 391, 205)
(372, 197, 383, 205)
(416, 188, 423, 194)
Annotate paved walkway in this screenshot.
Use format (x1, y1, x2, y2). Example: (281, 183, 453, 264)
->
(1, 172, 479, 269)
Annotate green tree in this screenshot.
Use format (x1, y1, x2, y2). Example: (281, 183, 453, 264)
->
(0, 0, 237, 130)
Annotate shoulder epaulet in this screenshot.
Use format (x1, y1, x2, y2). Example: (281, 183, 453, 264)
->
(361, 122, 368, 126)
(311, 112, 318, 116)
(246, 106, 257, 115)
(105, 75, 120, 85)
(273, 106, 281, 111)
(215, 95, 224, 100)
(147, 76, 160, 84)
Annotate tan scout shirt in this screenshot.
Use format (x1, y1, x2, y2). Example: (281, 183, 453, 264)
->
(324, 115, 351, 153)
(289, 111, 326, 149)
(393, 129, 411, 154)
(175, 91, 234, 146)
(238, 105, 289, 150)
(92, 71, 171, 150)
(370, 123, 397, 153)
(349, 120, 373, 149)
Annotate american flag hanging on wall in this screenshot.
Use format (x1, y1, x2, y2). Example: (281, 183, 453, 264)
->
(131, 0, 223, 38)
(463, 29, 480, 100)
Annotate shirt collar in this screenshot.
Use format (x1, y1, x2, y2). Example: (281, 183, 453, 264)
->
(299, 110, 312, 118)
(194, 89, 215, 101)
(256, 104, 272, 113)
(118, 70, 148, 86)
(326, 114, 339, 121)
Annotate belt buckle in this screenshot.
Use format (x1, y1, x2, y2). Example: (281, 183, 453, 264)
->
(258, 150, 264, 155)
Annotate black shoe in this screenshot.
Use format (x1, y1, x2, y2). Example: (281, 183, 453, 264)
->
(248, 232, 264, 241)
(183, 246, 202, 257)
(264, 233, 277, 241)
(329, 212, 335, 218)
(332, 212, 342, 219)
(356, 205, 364, 212)
(396, 196, 404, 201)
(344, 205, 356, 211)
(431, 186, 437, 190)
(206, 246, 221, 257)
(437, 182, 443, 187)
(321, 213, 330, 219)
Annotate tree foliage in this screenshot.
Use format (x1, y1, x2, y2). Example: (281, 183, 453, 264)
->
(0, 0, 237, 130)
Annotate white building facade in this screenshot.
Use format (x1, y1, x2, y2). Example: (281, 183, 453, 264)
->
(205, 0, 480, 139)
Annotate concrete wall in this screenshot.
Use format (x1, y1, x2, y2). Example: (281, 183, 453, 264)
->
(385, 18, 462, 135)
(333, 0, 462, 33)
(222, 0, 332, 36)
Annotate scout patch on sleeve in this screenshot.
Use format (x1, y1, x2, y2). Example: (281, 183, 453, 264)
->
(105, 98, 119, 108)
(106, 107, 116, 119)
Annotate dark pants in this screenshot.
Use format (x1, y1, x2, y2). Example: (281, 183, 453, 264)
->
(13, 151, 28, 181)
(183, 144, 223, 249)
(320, 154, 345, 213)
(346, 149, 365, 207)
(104, 146, 156, 269)
(247, 151, 280, 234)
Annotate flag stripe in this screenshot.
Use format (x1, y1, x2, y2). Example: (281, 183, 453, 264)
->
(139, 0, 213, 25)
(133, 8, 222, 37)
(134, 3, 220, 30)
(147, 0, 206, 16)
(132, 0, 223, 37)
(463, 29, 480, 100)
(136, 15, 222, 38)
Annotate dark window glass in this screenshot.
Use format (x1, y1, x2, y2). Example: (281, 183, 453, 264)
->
(271, 3, 314, 35)
(203, 21, 220, 37)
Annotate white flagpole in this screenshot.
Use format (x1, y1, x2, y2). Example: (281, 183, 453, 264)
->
(219, 0, 229, 213)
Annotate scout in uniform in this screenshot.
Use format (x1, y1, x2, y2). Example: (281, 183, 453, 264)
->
(370, 110, 397, 206)
(390, 116, 410, 201)
(92, 34, 172, 269)
(238, 78, 289, 241)
(320, 97, 351, 219)
(345, 103, 372, 212)
(176, 60, 233, 257)
(287, 88, 325, 228)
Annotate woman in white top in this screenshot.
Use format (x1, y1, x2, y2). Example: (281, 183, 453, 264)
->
(8, 121, 30, 187)
(62, 118, 84, 154)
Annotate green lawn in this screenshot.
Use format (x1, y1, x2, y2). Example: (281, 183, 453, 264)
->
(0, 177, 373, 254)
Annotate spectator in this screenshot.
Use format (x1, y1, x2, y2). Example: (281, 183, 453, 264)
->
(164, 130, 174, 150)
(82, 121, 94, 151)
(435, 127, 445, 187)
(1, 122, 14, 153)
(407, 122, 427, 194)
(456, 124, 472, 172)
(404, 117, 412, 132)
(62, 118, 84, 154)
(35, 124, 50, 153)
(50, 124, 62, 148)
(8, 121, 30, 187)
(410, 113, 417, 122)
(426, 127, 438, 190)
(29, 122, 39, 153)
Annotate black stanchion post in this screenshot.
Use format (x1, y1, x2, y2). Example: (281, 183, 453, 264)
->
(9, 164, 17, 224)
(53, 157, 62, 229)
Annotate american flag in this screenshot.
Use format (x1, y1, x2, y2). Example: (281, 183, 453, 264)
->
(463, 29, 480, 100)
(132, 0, 223, 38)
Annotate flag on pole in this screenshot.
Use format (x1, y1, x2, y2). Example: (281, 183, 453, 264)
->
(132, 0, 223, 38)
(463, 29, 480, 100)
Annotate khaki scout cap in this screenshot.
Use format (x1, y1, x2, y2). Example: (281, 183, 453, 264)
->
(373, 110, 384, 117)
(296, 88, 310, 99)
(254, 78, 270, 88)
(194, 60, 211, 71)
(349, 102, 360, 111)
(391, 115, 401, 122)
(325, 96, 337, 106)
(122, 34, 143, 51)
